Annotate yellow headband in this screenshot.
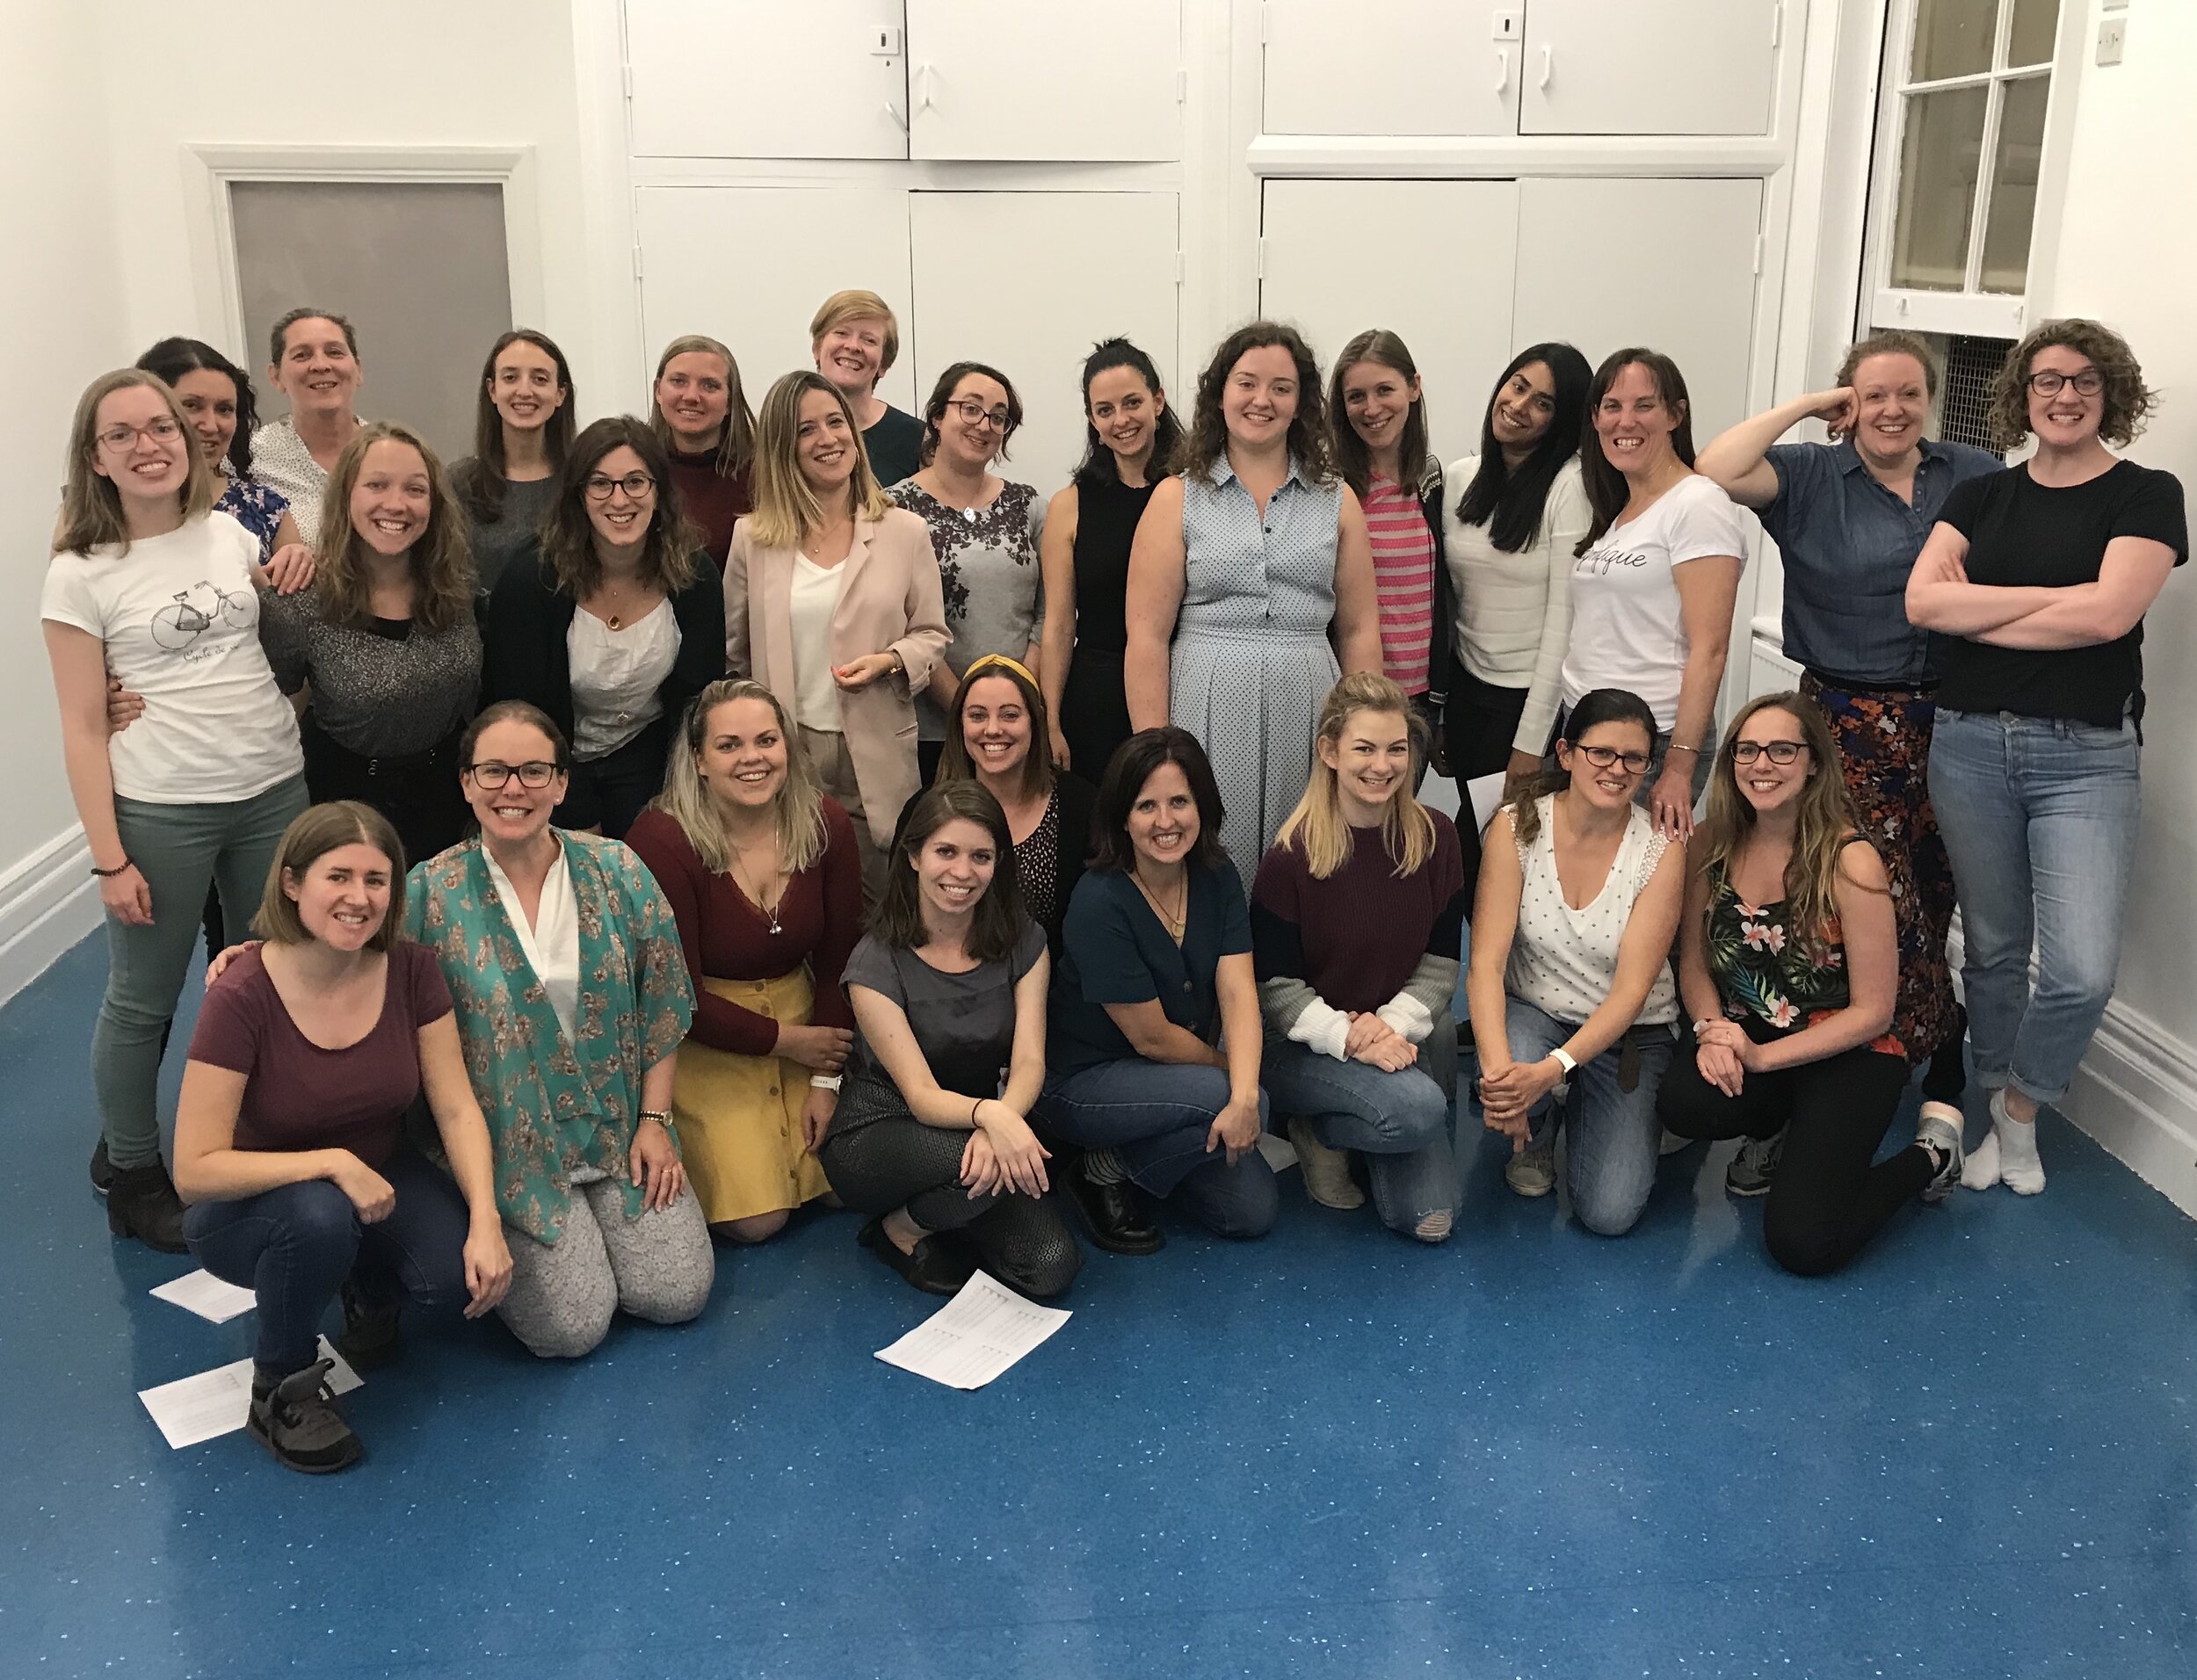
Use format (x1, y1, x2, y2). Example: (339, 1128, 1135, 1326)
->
(961, 653, 1038, 690)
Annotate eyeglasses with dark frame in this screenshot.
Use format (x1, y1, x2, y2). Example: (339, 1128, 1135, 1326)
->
(97, 416, 184, 453)
(465, 760, 562, 789)
(948, 398, 1013, 432)
(1731, 740, 1807, 765)
(584, 471, 656, 501)
(1573, 744, 1652, 774)
(2025, 368, 2104, 398)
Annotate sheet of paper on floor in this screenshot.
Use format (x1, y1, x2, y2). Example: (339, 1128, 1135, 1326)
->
(874, 1271, 1070, 1390)
(139, 1337, 361, 1449)
(149, 1269, 259, 1324)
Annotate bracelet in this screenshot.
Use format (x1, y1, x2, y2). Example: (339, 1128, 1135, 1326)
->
(970, 1097, 984, 1126)
(1692, 1018, 1723, 1037)
(91, 858, 133, 879)
(1665, 742, 1702, 757)
(639, 1109, 672, 1127)
(1548, 1046, 1577, 1077)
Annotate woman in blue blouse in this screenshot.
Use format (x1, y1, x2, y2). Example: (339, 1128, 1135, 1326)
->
(1034, 728, 1273, 1253)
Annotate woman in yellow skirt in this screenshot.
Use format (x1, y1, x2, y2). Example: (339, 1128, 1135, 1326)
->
(627, 678, 863, 1240)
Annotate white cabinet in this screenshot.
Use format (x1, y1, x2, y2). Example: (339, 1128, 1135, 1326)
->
(1519, 0, 1780, 136)
(625, 0, 909, 160)
(1509, 177, 1763, 439)
(634, 185, 920, 412)
(1258, 178, 1520, 467)
(907, 192, 1180, 487)
(1263, 1, 1521, 138)
(905, 0, 1180, 161)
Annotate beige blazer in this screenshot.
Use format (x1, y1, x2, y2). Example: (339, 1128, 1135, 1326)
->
(725, 508, 950, 846)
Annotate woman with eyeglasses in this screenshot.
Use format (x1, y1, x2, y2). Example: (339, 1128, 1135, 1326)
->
(1907, 320, 2186, 1196)
(1466, 688, 1684, 1229)
(1658, 694, 1962, 1273)
(888, 363, 1045, 787)
(451, 329, 575, 591)
(134, 337, 306, 568)
(649, 334, 757, 572)
(482, 416, 727, 840)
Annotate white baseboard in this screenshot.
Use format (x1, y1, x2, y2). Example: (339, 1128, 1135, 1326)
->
(2067, 1002, 2197, 1219)
(0, 827, 99, 1009)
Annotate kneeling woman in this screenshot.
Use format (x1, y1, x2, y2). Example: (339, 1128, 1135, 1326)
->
(1467, 688, 1684, 1235)
(820, 782, 1081, 1298)
(627, 679, 861, 1242)
(1657, 694, 1962, 1275)
(404, 700, 714, 1355)
(1252, 673, 1469, 1242)
(1035, 728, 1274, 1254)
(176, 802, 511, 1474)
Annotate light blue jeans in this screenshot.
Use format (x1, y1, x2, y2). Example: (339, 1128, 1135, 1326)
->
(1501, 996, 1676, 1237)
(1928, 707, 2141, 1105)
(1263, 1030, 1460, 1236)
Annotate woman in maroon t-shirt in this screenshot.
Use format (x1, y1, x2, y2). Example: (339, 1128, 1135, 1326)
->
(174, 801, 510, 1475)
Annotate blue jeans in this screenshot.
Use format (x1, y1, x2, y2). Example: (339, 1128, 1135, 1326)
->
(185, 1146, 472, 1383)
(1035, 1060, 1278, 1238)
(1263, 1031, 1460, 1235)
(1928, 707, 2141, 1104)
(1501, 997, 1676, 1237)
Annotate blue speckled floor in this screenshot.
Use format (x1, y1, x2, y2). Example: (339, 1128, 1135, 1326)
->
(5, 932, 2195, 1679)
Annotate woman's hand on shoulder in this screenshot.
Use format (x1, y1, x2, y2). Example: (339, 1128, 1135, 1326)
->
(253, 541, 316, 596)
(205, 938, 261, 984)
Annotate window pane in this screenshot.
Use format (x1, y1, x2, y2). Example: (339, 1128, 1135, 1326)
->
(2008, 0, 2060, 66)
(1909, 0, 1997, 81)
(1889, 84, 1990, 290)
(1981, 76, 2051, 293)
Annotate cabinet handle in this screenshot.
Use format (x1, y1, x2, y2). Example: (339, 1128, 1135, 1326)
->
(884, 99, 907, 132)
(917, 61, 937, 112)
(1493, 47, 1508, 93)
(1538, 45, 1553, 90)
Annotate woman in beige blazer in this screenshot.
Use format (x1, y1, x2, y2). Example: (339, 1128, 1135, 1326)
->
(727, 371, 949, 902)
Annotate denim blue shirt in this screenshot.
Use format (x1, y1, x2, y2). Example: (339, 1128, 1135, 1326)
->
(1762, 438, 2001, 684)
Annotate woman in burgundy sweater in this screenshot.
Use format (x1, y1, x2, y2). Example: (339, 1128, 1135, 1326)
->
(627, 678, 862, 1242)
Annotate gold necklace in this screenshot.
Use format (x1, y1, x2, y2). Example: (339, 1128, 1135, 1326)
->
(1132, 868, 1187, 939)
(729, 836, 785, 935)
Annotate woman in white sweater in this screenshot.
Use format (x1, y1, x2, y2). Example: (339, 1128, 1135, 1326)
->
(1439, 344, 1595, 785)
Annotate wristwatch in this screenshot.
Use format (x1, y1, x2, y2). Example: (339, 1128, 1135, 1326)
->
(1548, 1047, 1577, 1077)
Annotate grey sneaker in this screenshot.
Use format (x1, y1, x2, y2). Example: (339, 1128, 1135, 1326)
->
(1725, 1130, 1784, 1198)
(1287, 1117, 1365, 1210)
(1916, 1103, 1966, 1205)
(1505, 1141, 1556, 1198)
(247, 1360, 362, 1475)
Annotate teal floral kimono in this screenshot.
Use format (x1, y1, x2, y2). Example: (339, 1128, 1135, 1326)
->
(402, 831, 695, 1243)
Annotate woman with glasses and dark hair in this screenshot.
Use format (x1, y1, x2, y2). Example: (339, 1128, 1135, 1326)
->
(1907, 319, 2186, 1196)
(1039, 338, 1183, 780)
(649, 333, 758, 571)
(450, 329, 575, 590)
(482, 416, 727, 840)
(1658, 694, 1963, 1274)
(889, 361, 1044, 786)
(1439, 344, 1596, 784)
(1466, 688, 1684, 1229)
(1034, 727, 1273, 1255)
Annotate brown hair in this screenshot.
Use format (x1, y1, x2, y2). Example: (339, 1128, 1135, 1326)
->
(744, 371, 893, 551)
(1183, 321, 1338, 485)
(312, 422, 475, 633)
(870, 781, 1030, 964)
(1087, 728, 1228, 874)
(1329, 329, 1431, 498)
(649, 334, 757, 478)
(453, 329, 576, 524)
(1988, 317, 2157, 450)
(808, 289, 901, 376)
(539, 416, 703, 598)
(1577, 348, 1698, 554)
(1505, 687, 1659, 846)
(54, 370, 218, 555)
(938, 660, 1055, 801)
(267, 308, 359, 368)
(1833, 330, 1940, 402)
(460, 699, 569, 770)
(253, 800, 407, 952)
(650, 677, 830, 877)
(917, 360, 1024, 467)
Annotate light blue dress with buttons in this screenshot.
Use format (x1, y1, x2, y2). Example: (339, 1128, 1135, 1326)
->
(1172, 456, 1343, 889)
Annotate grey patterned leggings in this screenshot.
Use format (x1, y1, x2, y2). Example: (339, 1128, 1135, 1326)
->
(497, 1170, 715, 1359)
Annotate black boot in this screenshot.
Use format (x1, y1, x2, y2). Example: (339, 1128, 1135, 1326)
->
(107, 1160, 188, 1252)
(89, 1136, 114, 1197)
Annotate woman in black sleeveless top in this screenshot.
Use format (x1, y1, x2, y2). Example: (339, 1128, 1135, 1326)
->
(1040, 339, 1184, 786)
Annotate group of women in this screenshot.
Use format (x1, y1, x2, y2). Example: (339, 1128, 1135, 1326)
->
(41, 287, 2183, 1475)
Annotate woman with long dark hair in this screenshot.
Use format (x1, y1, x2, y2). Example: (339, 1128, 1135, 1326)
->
(134, 337, 304, 566)
(450, 329, 574, 590)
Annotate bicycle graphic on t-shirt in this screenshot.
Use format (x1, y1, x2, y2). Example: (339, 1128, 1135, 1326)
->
(149, 581, 254, 651)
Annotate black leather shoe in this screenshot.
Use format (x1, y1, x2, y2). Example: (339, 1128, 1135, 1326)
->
(859, 1218, 977, 1296)
(1063, 1155, 1164, 1256)
(90, 1137, 114, 1197)
(107, 1161, 188, 1253)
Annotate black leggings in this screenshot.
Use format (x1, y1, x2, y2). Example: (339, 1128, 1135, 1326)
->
(1657, 1034, 1930, 1278)
(818, 1117, 1082, 1299)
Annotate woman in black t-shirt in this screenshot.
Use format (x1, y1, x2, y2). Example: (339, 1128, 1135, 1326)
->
(1907, 319, 2186, 1197)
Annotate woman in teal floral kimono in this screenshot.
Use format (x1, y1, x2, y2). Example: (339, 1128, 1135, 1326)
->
(1657, 692, 1963, 1278)
(403, 699, 714, 1358)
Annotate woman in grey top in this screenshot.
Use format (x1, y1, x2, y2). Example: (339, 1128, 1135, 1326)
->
(450, 329, 574, 592)
(889, 362, 1045, 786)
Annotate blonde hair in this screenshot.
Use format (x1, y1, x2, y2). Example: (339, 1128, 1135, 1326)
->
(253, 800, 407, 953)
(1273, 672, 1435, 880)
(651, 678, 829, 877)
(745, 371, 893, 551)
(54, 370, 217, 555)
(649, 334, 757, 477)
(808, 289, 900, 376)
(312, 422, 475, 634)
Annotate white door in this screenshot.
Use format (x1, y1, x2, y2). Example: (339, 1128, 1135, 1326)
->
(905, 0, 1181, 161)
(1258, 178, 1520, 467)
(1519, 0, 1780, 135)
(906, 192, 1178, 489)
(1264, 0, 1521, 137)
(634, 186, 920, 416)
(1509, 176, 1763, 441)
(625, 0, 909, 159)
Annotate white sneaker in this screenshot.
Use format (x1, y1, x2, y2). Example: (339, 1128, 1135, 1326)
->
(1505, 1142, 1556, 1198)
(1287, 1116, 1365, 1210)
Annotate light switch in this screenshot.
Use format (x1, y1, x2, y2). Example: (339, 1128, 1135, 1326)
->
(1490, 7, 1522, 41)
(2096, 18, 2126, 66)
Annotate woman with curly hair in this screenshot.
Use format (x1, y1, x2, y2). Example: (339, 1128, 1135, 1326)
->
(1123, 322, 1381, 889)
(1907, 320, 2186, 1196)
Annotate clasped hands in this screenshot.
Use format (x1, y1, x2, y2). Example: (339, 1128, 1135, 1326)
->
(1692, 1017, 1758, 1097)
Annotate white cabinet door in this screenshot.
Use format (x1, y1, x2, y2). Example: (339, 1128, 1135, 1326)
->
(1264, 1, 1520, 137)
(634, 186, 920, 415)
(905, 0, 1180, 161)
(1258, 179, 1520, 467)
(626, 0, 909, 159)
(1519, 0, 1779, 135)
(1509, 177, 1762, 440)
(906, 192, 1179, 489)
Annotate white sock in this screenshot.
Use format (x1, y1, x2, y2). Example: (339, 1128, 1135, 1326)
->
(1961, 1127, 2001, 1191)
(1993, 1093, 2046, 1195)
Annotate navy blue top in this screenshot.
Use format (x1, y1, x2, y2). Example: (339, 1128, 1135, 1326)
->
(1047, 862, 1251, 1076)
(1761, 437, 2001, 684)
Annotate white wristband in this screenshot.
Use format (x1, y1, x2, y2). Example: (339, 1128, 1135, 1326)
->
(1548, 1046, 1577, 1076)
(810, 1074, 843, 1091)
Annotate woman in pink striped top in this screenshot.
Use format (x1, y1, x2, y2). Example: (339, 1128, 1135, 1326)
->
(1331, 331, 1441, 782)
